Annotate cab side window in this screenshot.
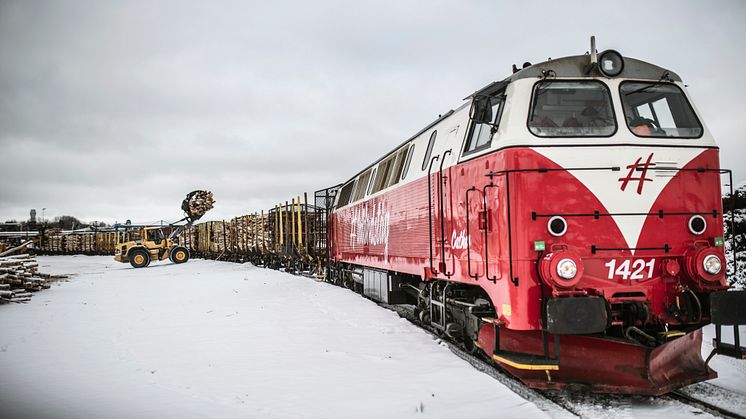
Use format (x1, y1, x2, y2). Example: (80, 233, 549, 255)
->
(400, 144, 415, 180)
(421, 131, 437, 171)
(351, 169, 372, 202)
(335, 180, 356, 209)
(147, 229, 163, 243)
(464, 95, 504, 155)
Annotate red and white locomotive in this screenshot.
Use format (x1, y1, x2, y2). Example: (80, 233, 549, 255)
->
(327, 39, 746, 394)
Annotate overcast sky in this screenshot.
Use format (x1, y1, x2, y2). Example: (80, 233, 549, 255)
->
(1, 0, 745, 225)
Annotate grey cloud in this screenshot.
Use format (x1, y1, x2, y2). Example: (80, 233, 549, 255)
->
(1, 0, 745, 224)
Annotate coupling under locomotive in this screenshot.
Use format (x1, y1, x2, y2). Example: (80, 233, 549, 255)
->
(326, 38, 746, 395)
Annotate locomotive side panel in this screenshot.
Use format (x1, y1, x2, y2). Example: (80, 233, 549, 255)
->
(331, 176, 430, 276)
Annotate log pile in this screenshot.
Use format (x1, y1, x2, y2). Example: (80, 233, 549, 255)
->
(81, 234, 96, 253)
(184, 190, 215, 219)
(230, 213, 271, 253)
(44, 229, 65, 253)
(64, 234, 81, 253)
(95, 231, 118, 254)
(209, 221, 231, 253)
(0, 252, 65, 304)
(177, 226, 198, 252)
(234, 215, 251, 252)
(179, 215, 275, 256)
(40, 230, 123, 255)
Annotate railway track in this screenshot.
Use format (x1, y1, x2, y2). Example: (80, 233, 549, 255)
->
(380, 301, 745, 419)
(669, 383, 746, 419)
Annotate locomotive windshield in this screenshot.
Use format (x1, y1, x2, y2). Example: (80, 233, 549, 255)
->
(528, 81, 616, 137)
(619, 82, 703, 138)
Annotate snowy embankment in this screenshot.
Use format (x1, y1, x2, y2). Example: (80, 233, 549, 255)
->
(0, 256, 548, 419)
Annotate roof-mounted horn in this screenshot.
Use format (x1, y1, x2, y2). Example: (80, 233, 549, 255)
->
(590, 36, 598, 66)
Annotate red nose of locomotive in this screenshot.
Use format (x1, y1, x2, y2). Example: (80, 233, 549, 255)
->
(530, 148, 728, 336)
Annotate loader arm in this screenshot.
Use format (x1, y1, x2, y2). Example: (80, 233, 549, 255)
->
(168, 215, 199, 240)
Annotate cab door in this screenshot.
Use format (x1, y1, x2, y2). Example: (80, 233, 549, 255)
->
(432, 125, 460, 278)
(144, 228, 167, 258)
(458, 93, 505, 281)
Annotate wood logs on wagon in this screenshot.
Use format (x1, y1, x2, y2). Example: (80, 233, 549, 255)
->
(45, 231, 65, 253)
(39, 230, 123, 255)
(174, 200, 325, 259)
(0, 251, 66, 304)
(16, 191, 331, 267)
(176, 213, 270, 256)
(94, 231, 119, 254)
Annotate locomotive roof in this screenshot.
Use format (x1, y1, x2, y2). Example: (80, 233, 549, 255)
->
(468, 54, 682, 99)
(339, 53, 685, 189)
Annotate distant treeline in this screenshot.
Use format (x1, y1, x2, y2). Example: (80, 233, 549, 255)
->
(1, 215, 108, 231)
(723, 184, 746, 287)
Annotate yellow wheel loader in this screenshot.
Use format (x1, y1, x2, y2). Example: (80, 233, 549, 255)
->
(114, 191, 214, 268)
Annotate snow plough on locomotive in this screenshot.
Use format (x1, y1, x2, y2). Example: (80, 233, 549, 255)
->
(114, 190, 215, 268)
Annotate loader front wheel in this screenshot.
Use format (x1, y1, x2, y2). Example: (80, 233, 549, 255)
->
(171, 247, 190, 264)
(129, 249, 150, 268)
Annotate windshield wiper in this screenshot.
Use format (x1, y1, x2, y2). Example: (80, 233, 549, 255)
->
(625, 71, 675, 95)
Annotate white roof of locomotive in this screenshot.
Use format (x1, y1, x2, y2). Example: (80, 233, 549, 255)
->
(333, 53, 717, 206)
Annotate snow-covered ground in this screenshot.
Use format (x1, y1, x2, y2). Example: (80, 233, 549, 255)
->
(0, 256, 744, 419)
(0, 256, 547, 419)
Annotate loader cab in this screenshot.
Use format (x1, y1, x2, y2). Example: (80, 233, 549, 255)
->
(144, 228, 165, 246)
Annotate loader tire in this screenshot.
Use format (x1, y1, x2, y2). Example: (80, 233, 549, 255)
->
(171, 246, 190, 264)
(129, 249, 150, 268)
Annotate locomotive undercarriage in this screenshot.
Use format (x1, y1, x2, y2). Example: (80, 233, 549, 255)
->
(326, 261, 729, 394)
(605, 288, 709, 349)
(327, 262, 495, 343)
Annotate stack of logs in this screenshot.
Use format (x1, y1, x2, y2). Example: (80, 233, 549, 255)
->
(178, 213, 272, 255)
(40, 230, 121, 255)
(81, 234, 95, 253)
(0, 242, 66, 304)
(196, 221, 231, 254)
(64, 234, 81, 252)
(95, 231, 119, 254)
(186, 190, 215, 218)
(45, 229, 65, 253)
(231, 213, 270, 253)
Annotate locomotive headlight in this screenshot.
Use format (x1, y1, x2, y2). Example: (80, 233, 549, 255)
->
(598, 50, 624, 77)
(539, 250, 583, 289)
(556, 258, 578, 279)
(703, 255, 722, 275)
(684, 247, 724, 283)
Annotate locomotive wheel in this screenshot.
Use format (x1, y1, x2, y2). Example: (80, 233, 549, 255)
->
(418, 308, 430, 324)
(171, 247, 190, 264)
(129, 249, 150, 268)
(463, 333, 477, 354)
